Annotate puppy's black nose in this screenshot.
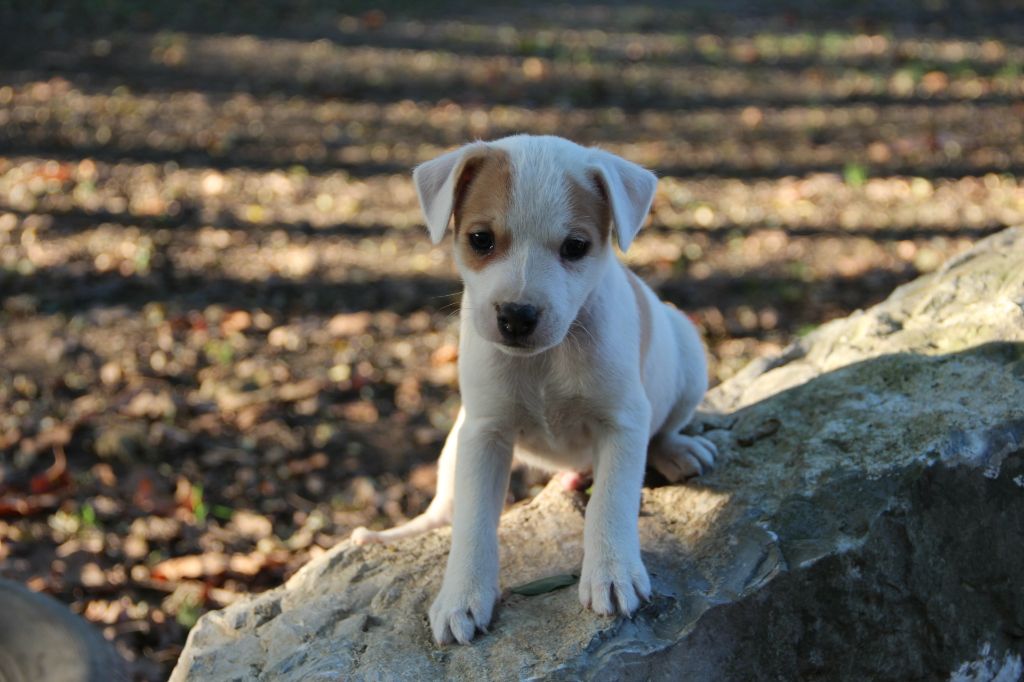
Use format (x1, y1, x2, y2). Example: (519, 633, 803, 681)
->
(496, 303, 540, 341)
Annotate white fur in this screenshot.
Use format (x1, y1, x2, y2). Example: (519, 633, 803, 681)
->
(351, 135, 716, 645)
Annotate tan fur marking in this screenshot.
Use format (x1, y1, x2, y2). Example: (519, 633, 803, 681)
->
(453, 149, 512, 272)
(566, 175, 610, 244)
(626, 269, 653, 378)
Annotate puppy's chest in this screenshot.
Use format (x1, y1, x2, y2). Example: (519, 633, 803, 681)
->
(514, 378, 611, 463)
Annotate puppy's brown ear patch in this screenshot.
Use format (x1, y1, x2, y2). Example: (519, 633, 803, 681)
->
(567, 174, 611, 244)
(454, 148, 512, 271)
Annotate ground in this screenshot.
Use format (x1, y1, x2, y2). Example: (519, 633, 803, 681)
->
(0, 1, 1023, 679)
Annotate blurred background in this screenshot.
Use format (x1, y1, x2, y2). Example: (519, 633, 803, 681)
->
(1, 0, 1023, 678)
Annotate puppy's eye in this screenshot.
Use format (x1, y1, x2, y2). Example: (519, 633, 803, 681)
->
(468, 230, 495, 255)
(560, 237, 590, 261)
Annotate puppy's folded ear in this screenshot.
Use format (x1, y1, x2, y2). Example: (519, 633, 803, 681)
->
(589, 150, 658, 252)
(413, 142, 492, 244)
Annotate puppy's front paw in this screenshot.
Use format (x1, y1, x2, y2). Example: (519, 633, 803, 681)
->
(429, 578, 499, 645)
(579, 550, 651, 617)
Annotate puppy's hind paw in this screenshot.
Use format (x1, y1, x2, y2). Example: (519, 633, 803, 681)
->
(650, 433, 717, 482)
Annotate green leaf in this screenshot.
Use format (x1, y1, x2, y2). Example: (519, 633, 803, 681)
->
(509, 574, 578, 596)
(192, 484, 207, 524)
(212, 504, 234, 521)
(80, 503, 96, 529)
(843, 162, 868, 188)
(176, 603, 201, 629)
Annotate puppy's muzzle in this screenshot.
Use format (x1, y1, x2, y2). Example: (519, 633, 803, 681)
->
(496, 302, 541, 344)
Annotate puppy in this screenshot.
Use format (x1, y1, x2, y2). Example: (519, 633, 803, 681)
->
(351, 135, 716, 645)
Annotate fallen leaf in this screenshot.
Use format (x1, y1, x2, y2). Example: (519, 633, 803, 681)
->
(229, 510, 273, 540)
(431, 344, 458, 366)
(151, 551, 275, 581)
(133, 476, 156, 510)
(277, 379, 323, 402)
(509, 574, 578, 596)
(151, 553, 228, 582)
(327, 312, 371, 337)
(340, 400, 379, 424)
(29, 445, 69, 494)
(0, 494, 60, 517)
(221, 310, 252, 334)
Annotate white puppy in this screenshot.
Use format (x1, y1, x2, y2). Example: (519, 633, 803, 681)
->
(351, 135, 716, 645)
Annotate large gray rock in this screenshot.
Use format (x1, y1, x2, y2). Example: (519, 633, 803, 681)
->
(172, 228, 1024, 681)
(0, 578, 127, 682)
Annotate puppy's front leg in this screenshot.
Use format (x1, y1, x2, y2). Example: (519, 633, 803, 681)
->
(429, 417, 513, 645)
(579, 406, 652, 616)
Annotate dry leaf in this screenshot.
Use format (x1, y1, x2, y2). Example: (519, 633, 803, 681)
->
(509, 574, 578, 596)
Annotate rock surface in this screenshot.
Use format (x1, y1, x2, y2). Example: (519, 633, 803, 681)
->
(172, 228, 1024, 681)
(0, 578, 127, 682)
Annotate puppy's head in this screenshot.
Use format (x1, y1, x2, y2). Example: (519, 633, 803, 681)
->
(414, 135, 657, 356)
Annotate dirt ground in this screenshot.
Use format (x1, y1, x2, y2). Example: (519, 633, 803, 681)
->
(1, 1, 1023, 678)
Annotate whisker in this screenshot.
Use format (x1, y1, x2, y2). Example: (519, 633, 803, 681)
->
(566, 327, 583, 352)
(571, 320, 598, 347)
(444, 305, 469, 323)
(431, 291, 464, 301)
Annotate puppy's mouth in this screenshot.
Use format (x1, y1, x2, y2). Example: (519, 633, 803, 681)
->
(494, 340, 548, 357)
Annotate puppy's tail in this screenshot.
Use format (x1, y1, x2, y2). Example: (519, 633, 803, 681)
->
(350, 509, 451, 546)
(352, 406, 462, 546)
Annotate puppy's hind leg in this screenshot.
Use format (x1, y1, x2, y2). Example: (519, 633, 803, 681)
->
(350, 407, 463, 545)
(648, 317, 717, 483)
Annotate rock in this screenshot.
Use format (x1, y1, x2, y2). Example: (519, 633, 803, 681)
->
(172, 228, 1024, 681)
(0, 578, 127, 681)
